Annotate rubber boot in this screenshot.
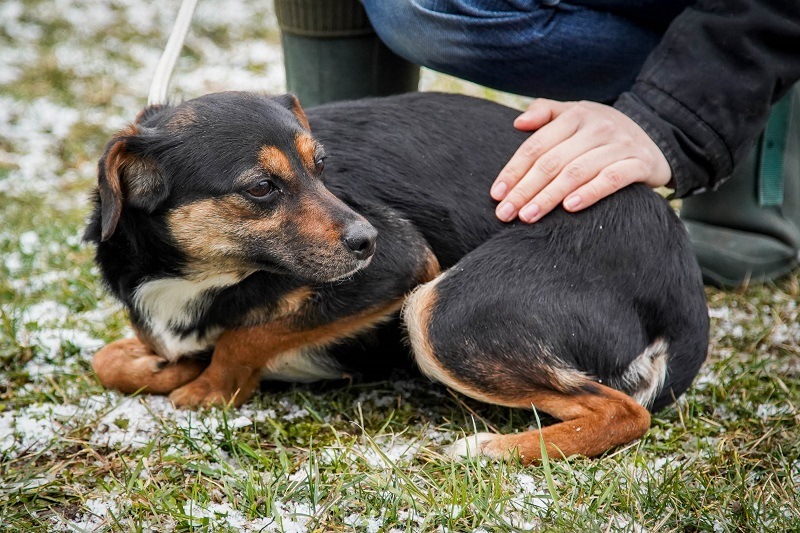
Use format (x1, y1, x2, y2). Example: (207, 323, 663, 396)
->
(274, 0, 420, 107)
(681, 86, 800, 287)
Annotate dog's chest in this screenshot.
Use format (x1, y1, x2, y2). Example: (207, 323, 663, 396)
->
(132, 274, 242, 360)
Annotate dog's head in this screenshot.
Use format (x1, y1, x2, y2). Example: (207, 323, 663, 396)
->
(88, 91, 376, 283)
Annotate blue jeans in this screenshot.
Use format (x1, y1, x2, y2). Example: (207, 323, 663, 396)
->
(361, 0, 693, 102)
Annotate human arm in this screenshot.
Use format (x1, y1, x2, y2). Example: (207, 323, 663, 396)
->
(492, 0, 800, 223)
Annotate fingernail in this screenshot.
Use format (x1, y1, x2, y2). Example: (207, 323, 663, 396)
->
(519, 203, 540, 222)
(491, 181, 508, 199)
(564, 195, 581, 210)
(497, 202, 516, 222)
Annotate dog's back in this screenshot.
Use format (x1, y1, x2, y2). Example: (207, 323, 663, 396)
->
(308, 93, 708, 412)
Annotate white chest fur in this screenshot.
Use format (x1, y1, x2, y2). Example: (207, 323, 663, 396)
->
(132, 273, 242, 361)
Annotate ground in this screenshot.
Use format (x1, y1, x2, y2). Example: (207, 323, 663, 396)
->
(0, 1, 798, 531)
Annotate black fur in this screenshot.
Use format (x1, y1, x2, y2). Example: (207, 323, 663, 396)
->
(86, 92, 709, 409)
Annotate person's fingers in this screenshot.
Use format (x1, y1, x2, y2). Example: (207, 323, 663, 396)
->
(491, 110, 581, 205)
(512, 98, 571, 131)
(492, 100, 673, 224)
(495, 128, 605, 222)
(515, 145, 626, 222)
(562, 158, 648, 212)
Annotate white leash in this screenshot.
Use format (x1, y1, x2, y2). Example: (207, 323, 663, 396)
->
(148, 0, 199, 106)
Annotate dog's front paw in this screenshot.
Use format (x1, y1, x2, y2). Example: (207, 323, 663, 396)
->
(168, 377, 241, 408)
(445, 433, 500, 460)
(93, 338, 206, 395)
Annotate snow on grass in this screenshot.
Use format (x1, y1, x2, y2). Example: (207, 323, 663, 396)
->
(0, 401, 87, 459)
(0, 98, 81, 193)
(0, 0, 284, 205)
(58, 495, 123, 533)
(350, 436, 426, 469)
(1, 1, 798, 531)
(179, 500, 275, 531)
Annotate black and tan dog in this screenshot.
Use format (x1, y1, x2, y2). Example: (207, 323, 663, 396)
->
(86, 92, 708, 462)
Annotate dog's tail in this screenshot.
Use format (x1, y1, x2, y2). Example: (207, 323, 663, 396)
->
(614, 337, 669, 409)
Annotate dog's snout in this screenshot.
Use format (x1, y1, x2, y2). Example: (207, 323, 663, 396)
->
(342, 223, 377, 260)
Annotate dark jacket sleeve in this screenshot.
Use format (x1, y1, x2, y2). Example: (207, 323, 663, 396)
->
(613, 0, 800, 198)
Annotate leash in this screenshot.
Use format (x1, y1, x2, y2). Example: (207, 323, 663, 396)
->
(148, 0, 199, 106)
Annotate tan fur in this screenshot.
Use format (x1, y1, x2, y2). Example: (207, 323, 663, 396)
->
(416, 248, 441, 284)
(469, 386, 651, 463)
(295, 133, 319, 174)
(168, 299, 405, 407)
(274, 286, 314, 317)
(92, 337, 207, 394)
(168, 188, 367, 282)
(403, 275, 452, 391)
(405, 275, 650, 463)
(102, 141, 126, 214)
(99, 126, 139, 233)
(167, 196, 277, 273)
(258, 145, 293, 178)
(166, 107, 198, 132)
(291, 101, 311, 131)
(242, 286, 314, 327)
(297, 196, 342, 246)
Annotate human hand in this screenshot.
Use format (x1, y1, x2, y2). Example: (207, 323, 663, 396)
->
(491, 99, 672, 223)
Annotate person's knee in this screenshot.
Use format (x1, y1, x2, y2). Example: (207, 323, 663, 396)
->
(361, 0, 438, 66)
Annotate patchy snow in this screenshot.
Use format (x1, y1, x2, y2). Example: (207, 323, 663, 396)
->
(356, 438, 424, 469)
(279, 398, 310, 421)
(20, 301, 71, 326)
(608, 514, 648, 532)
(0, 98, 82, 195)
(0, 401, 86, 459)
(63, 496, 122, 532)
(770, 321, 800, 346)
(4, 251, 23, 272)
(0, 0, 284, 203)
(88, 395, 241, 452)
(755, 403, 794, 420)
(182, 500, 263, 530)
(707, 304, 757, 343)
(320, 434, 427, 470)
(18, 231, 40, 255)
(1, 0, 798, 530)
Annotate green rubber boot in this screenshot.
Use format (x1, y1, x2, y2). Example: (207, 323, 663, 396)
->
(681, 86, 800, 288)
(274, 0, 420, 107)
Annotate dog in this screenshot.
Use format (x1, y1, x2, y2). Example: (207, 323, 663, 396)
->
(86, 91, 709, 463)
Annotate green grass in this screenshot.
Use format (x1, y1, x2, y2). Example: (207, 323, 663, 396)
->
(1, 1, 798, 531)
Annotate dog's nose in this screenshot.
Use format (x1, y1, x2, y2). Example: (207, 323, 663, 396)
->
(342, 223, 377, 260)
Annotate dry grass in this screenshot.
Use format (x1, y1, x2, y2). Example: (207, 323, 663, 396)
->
(0, 1, 798, 531)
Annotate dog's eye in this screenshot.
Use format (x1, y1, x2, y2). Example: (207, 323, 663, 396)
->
(314, 156, 325, 174)
(246, 179, 276, 199)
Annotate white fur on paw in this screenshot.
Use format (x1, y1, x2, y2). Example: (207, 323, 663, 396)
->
(446, 432, 497, 460)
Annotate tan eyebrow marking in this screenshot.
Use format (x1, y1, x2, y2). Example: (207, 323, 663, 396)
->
(258, 146, 293, 178)
(295, 133, 319, 174)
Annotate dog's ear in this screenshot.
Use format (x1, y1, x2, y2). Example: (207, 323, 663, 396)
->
(274, 93, 311, 132)
(134, 104, 165, 125)
(97, 125, 167, 241)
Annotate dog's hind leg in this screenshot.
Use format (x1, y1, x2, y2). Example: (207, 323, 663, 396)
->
(402, 265, 652, 464)
(444, 386, 651, 463)
(92, 337, 208, 395)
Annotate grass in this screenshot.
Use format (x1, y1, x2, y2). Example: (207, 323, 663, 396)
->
(1, 0, 798, 531)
